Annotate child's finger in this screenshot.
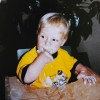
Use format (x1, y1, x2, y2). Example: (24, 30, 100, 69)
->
(87, 78, 92, 85)
(91, 76, 96, 84)
(84, 78, 87, 85)
(83, 77, 92, 85)
(77, 73, 85, 79)
(92, 78, 96, 84)
(37, 50, 41, 54)
(83, 76, 96, 85)
(37, 48, 44, 54)
(44, 52, 54, 61)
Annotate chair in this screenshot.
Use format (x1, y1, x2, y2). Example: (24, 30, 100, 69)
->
(17, 48, 30, 60)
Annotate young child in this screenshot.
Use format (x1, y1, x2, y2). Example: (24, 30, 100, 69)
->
(16, 13, 96, 88)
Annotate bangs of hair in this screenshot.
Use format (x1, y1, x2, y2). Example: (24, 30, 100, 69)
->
(48, 14, 67, 27)
(37, 13, 69, 35)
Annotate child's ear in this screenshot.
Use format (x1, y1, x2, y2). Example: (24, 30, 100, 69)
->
(61, 38, 67, 46)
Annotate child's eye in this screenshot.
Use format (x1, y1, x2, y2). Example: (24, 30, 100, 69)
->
(41, 35, 44, 38)
(52, 39, 55, 41)
(52, 39, 58, 42)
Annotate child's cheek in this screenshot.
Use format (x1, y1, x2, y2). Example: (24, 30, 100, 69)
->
(50, 46, 58, 54)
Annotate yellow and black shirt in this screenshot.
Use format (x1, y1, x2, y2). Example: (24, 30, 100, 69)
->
(16, 46, 78, 88)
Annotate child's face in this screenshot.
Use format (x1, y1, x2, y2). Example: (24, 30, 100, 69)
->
(37, 25, 67, 54)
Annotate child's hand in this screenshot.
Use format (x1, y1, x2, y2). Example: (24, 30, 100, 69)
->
(77, 70, 96, 85)
(37, 50, 54, 64)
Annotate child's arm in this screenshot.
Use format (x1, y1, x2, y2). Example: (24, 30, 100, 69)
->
(24, 51, 53, 84)
(75, 63, 96, 85)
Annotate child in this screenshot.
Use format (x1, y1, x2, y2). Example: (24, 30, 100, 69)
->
(16, 13, 96, 88)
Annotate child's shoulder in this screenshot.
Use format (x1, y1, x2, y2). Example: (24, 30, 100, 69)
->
(23, 46, 37, 56)
(28, 46, 36, 52)
(59, 48, 70, 55)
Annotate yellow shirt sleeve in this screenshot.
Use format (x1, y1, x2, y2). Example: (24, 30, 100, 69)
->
(16, 47, 37, 81)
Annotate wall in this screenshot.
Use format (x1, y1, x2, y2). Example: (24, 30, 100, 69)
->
(77, 15, 100, 74)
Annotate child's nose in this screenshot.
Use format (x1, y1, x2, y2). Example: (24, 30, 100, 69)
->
(45, 38, 51, 46)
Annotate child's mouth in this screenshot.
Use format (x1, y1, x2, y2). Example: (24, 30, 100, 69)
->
(42, 46, 54, 54)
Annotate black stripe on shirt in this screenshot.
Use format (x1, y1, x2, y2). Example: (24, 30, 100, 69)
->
(72, 61, 80, 72)
(68, 61, 80, 83)
(21, 65, 35, 85)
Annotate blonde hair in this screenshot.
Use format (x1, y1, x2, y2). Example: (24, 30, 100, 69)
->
(37, 13, 69, 39)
